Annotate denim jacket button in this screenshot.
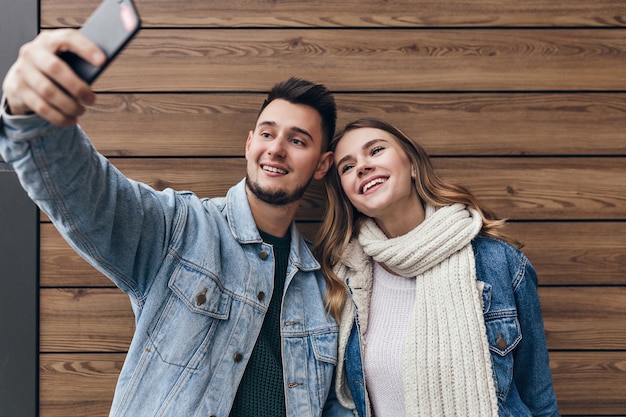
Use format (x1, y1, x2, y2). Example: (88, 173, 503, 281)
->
(195, 288, 207, 306)
(496, 332, 508, 350)
(233, 352, 243, 362)
(257, 291, 265, 301)
(259, 250, 269, 260)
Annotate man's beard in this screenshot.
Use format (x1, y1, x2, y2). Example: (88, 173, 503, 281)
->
(246, 176, 312, 206)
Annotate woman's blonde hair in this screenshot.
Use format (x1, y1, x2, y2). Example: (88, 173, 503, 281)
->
(315, 117, 516, 322)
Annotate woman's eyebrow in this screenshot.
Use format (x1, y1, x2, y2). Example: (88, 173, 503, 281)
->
(335, 153, 353, 168)
(335, 138, 387, 167)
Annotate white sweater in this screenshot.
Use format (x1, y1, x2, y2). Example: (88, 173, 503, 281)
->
(364, 262, 416, 417)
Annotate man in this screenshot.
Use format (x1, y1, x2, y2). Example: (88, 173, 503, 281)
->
(0, 29, 350, 417)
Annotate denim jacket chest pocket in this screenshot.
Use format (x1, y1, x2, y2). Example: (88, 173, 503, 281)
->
(480, 281, 522, 400)
(147, 261, 233, 370)
(310, 329, 339, 404)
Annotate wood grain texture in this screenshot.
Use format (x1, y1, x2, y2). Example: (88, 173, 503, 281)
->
(38, 352, 626, 416)
(42, 221, 626, 287)
(40, 223, 112, 287)
(550, 352, 626, 415)
(40, 0, 626, 28)
(507, 222, 626, 286)
(541, 287, 626, 350)
(40, 288, 134, 352)
(40, 353, 123, 417)
(432, 157, 626, 220)
(70, 29, 626, 92)
(80, 93, 626, 157)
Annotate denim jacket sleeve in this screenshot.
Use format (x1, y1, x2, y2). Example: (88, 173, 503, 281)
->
(474, 237, 560, 417)
(510, 254, 560, 416)
(0, 109, 175, 304)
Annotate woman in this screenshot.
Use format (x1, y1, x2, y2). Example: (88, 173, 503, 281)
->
(315, 118, 560, 417)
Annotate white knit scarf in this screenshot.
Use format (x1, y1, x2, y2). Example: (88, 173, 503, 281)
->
(358, 203, 499, 417)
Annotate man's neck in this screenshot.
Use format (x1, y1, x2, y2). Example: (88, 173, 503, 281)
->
(246, 189, 299, 238)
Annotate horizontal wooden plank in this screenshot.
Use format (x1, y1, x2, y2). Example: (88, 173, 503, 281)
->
(42, 222, 626, 287)
(550, 351, 626, 415)
(77, 29, 626, 92)
(541, 287, 626, 350)
(35, 157, 626, 222)
(39, 286, 626, 352)
(79, 93, 626, 157)
(40, 223, 112, 287)
(40, 288, 134, 352)
(41, 0, 626, 28)
(432, 157, 626, 220)
(507, 222, 626, 286)
(82, 93, 261, 157)
(40, 353, 123, 417)
(38, 351, 626, 416)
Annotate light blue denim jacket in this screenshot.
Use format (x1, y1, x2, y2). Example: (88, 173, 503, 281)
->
(0, 107, 352, 417)
(334, 236, 560, 417)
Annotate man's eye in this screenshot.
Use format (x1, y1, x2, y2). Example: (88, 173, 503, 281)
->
(291, 138, 304, 146)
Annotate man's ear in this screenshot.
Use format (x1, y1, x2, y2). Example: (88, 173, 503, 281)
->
(244, 130, 253, 158)
(314, 151, 334, 180)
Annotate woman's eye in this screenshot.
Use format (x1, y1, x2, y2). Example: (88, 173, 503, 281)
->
(340, 164, 353, 174)
(371, 146, 384, 155)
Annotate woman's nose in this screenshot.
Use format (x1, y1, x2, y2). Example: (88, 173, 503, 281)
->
(357, 165, 373, 177)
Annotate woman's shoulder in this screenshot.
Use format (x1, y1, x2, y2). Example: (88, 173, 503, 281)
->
(471, 235, 527, 261)
(471, 236, 534, 290)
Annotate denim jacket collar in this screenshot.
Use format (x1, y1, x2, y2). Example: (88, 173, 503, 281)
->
(225, 179, 321, 272)
(225, 179, 264, 244)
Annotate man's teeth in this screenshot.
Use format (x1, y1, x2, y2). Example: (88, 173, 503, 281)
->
(263, 165, 287, 174)
(363, 178, 386, 193)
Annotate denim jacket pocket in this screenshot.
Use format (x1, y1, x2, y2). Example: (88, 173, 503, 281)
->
(484, 312, 522, 400)
(309, 328, 339, 405)
(147, 262, 232, 369)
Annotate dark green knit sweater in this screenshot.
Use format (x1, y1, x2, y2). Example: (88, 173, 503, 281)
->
(229, 230, 290, 417)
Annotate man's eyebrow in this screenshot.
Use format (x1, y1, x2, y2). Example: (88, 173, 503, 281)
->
(256, 121, 314, 142)
(335, 138, 386, 168)
(257, 120, 277, 130)
(292, 126, 314, 142)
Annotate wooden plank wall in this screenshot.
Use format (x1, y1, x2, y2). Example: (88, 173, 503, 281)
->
(39, 1, 626, 416)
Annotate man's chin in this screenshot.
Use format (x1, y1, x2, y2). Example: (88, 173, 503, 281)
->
(246, 177, 308, 206)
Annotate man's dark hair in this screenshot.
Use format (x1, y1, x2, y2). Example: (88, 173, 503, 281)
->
(258, 77, 337, 150)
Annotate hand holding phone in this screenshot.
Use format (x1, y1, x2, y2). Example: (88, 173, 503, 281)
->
(59, 0, 141, 84)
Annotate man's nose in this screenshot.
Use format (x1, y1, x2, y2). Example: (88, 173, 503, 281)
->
(268, 138, 286, 157)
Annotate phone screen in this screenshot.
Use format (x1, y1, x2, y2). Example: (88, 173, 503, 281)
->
(59, 0, 141, 84)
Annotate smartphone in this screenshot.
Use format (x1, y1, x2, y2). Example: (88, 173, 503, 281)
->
(59, 0, 141, 84)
